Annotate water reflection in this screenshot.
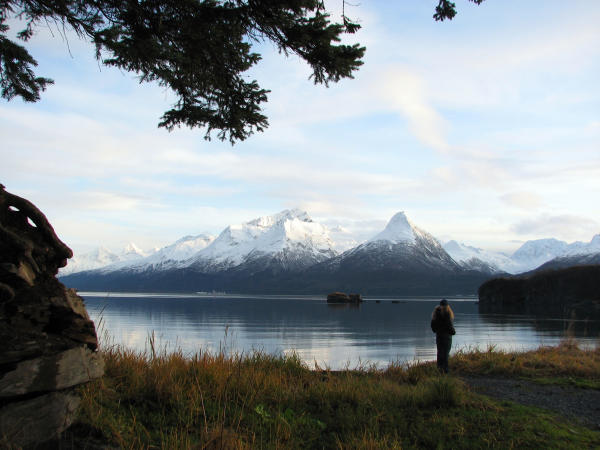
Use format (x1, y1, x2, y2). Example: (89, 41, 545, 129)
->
(83, 294, 599, 370)
(478, 311, 600, 339)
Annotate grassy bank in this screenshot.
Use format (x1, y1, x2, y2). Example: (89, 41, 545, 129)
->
(451, 340, 600, 389)
(62, 342, 600, 449)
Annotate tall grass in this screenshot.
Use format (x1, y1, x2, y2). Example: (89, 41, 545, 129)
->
(451, 339, 600, 381)
(69, 338, 600, 449)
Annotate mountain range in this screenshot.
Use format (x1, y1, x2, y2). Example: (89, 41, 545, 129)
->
(59, 209, 600, 295)
(444, 235, 600, 274)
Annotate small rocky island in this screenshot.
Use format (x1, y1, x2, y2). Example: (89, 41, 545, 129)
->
(327, 292, 363, 303)
(478, 265, 600, 317)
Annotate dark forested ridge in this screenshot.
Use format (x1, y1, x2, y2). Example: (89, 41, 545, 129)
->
(61, 263, 492, 296)
(478, 265, 600, 316)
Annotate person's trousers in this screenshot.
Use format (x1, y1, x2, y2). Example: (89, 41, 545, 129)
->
(436, 334, 452, 373)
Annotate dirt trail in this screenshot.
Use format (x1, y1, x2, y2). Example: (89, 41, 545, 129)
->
(461, 376, 600, 430)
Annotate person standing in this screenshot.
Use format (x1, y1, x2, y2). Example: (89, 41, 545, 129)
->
(431, 299, 456, 373)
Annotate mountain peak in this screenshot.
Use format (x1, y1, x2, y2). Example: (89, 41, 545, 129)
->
(175, 234, 214, 245)
(512, 238, 568, 261)
(443, 240, 464, 253)
(191, 208, 334, 270)
(123, 242, 144, 254)
(368, 211, 416, 244)
(248, 209, 311, 228)
(281, 208, 311, 221)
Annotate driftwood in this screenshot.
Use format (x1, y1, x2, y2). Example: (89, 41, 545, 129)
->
(0, 185, 103, 447)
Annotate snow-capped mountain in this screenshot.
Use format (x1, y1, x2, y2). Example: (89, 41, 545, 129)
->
(563, 234, 600, 256)
(292, 212, 490, 295)
(98, 234, 216, 272)
(367, 211, 420, 245)
(121, 243, 147, 260)
(528, 252, 600, 273)
(443, 241, 512, 274)
(444, 234, 600, 275)
(59, 243, 151, 275)
(189, 209, 337, 273)
(61, 209, 346, 294)
(83, 209, 337, 276)
(510, 235, 600, 273)
(335, 211, 460, 272)
(511, 238, 570, 270)
(59, 208, 599, 295)
(149, 234, 215, 264)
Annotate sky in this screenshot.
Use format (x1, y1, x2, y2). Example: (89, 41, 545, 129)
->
(1, 0, 599, 256)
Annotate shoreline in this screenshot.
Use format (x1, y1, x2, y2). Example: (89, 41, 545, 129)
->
(78, 290, 479, 301)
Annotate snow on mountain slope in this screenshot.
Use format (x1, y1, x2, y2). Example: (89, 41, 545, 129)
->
(511, 238, 569, 267)
(64, 209, 336, 275)
(368, 212, 416, 244)
(60, 207, 599, 278)
(445, 234, 600, 275)
(60, 247, 119, 275)
(60, 243, 150, 275)
(444, 240, 481, 262)
(335, 212, 459, 272)
(532, 252, 600, 272)
(152, 234, 215, 262)
(96, 234, 215, 273)
(328, 225, 360, 252)
(563, 234, 600, 256)
(190, 209, 337, 272)
(444, 241, 512, 274)
(126, 234, 216, 270)
(367, 212, 452, 262)
(120, 242, 148, 261)
(508, 235, 600, 273)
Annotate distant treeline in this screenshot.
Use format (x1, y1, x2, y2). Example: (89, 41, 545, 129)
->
(478, 265, 600, 317)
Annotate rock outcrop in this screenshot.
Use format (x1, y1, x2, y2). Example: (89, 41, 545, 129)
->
(0, 185, 104, 447)
(327, 292, 363, 303)
(478, 265, 600, 317)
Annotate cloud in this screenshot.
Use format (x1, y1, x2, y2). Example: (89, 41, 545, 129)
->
(73, 191, 151, 211)
(373, 3, 600, 114)
(427, 145, 523, 194)
(376, 67, 449, 152)
(500, 192, 543, 210)
(511, 214, 599, 241)
(119, 177, 239, 198)
(2, 1, 599, 256)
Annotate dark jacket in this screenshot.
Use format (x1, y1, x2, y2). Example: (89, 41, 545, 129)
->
(431, 306, 456, 335)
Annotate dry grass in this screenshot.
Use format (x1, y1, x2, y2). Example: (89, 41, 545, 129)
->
(65, 338, 600, 449)
(451, 339, 600, 381)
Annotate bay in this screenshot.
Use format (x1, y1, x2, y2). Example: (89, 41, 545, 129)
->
(82, 292, 599, 370)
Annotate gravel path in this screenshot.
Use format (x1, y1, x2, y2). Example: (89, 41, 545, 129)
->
(461, 376, 600, 430)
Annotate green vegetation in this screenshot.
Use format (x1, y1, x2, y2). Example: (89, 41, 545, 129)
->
(63, 340, 600, 449)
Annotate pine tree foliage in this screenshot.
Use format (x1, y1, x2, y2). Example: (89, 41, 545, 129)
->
(1, 1, 484, 143)
(1, 0, 364, 143)
(433, 0, 485, 22)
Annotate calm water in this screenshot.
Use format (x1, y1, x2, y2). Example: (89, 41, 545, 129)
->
(82, 293, 599, 370)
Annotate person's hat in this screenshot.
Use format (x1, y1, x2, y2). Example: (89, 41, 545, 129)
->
(440, 299, 448, 306)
